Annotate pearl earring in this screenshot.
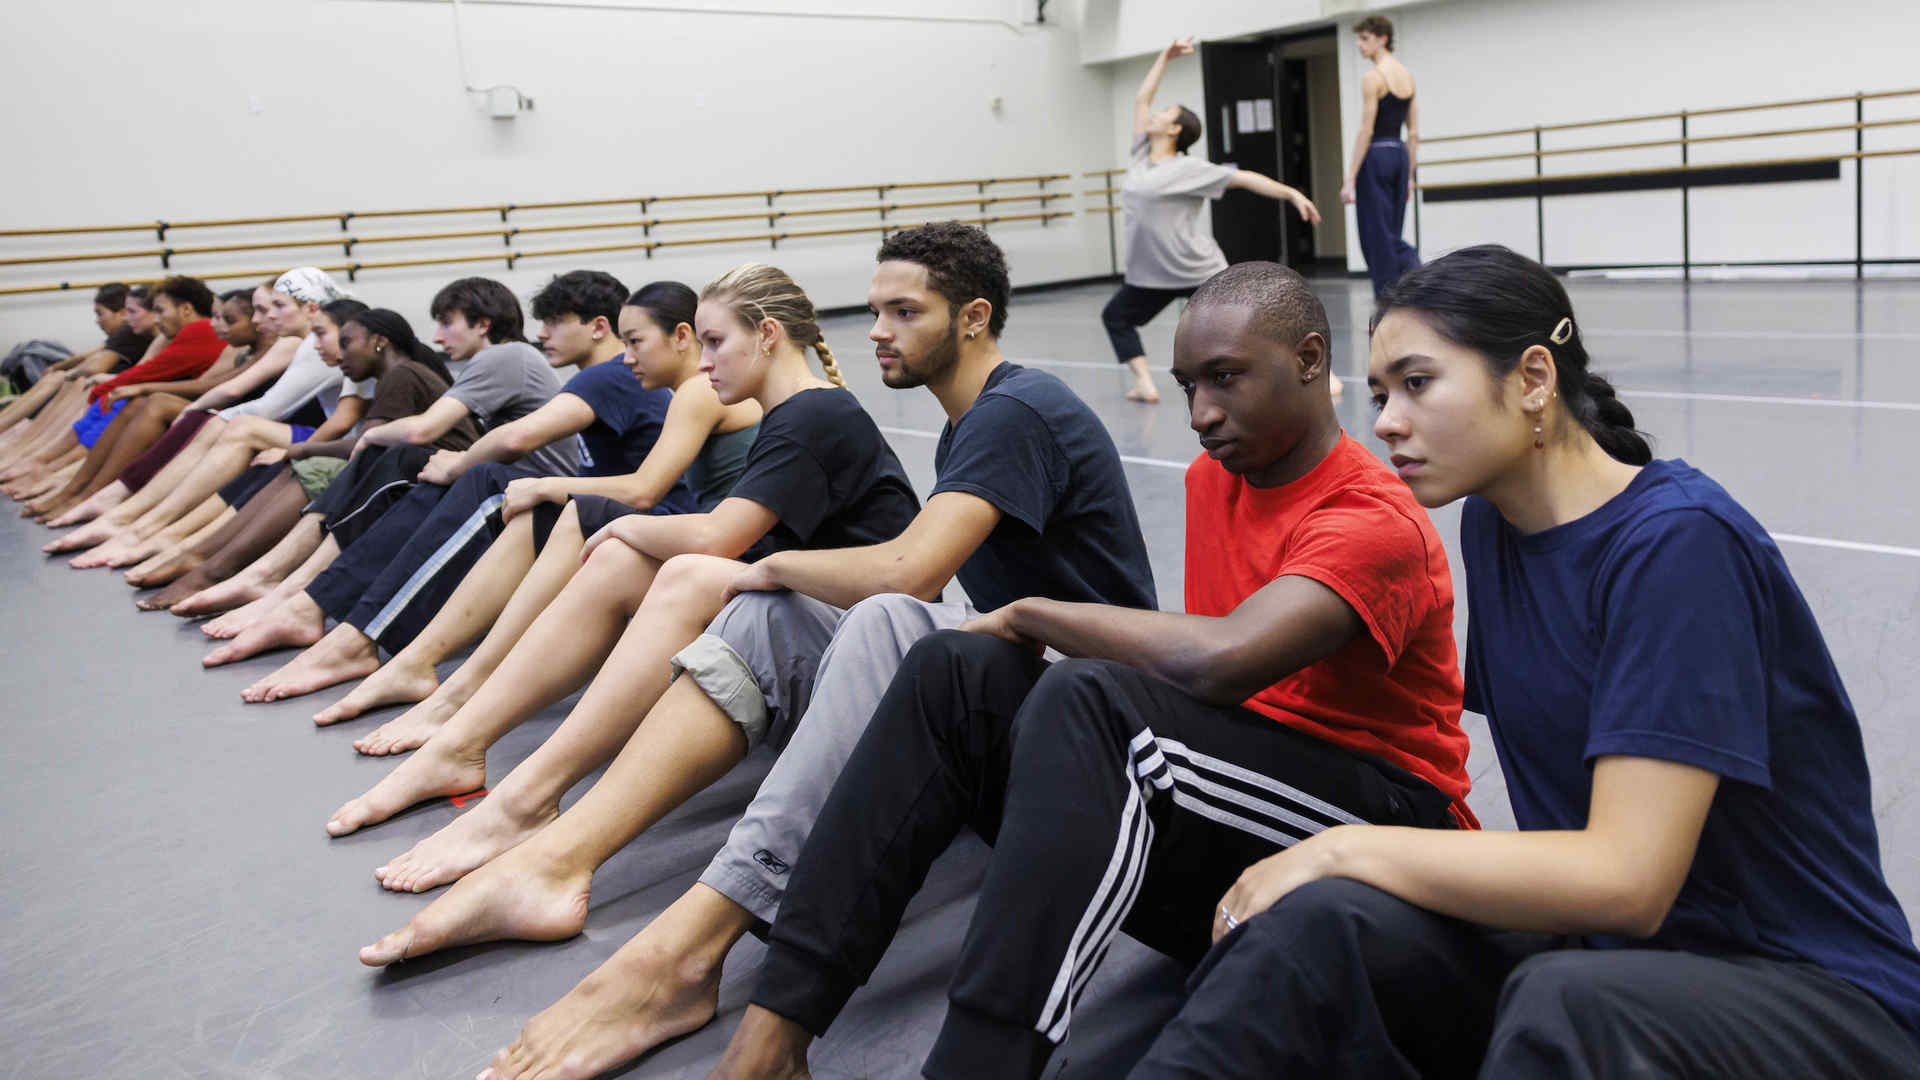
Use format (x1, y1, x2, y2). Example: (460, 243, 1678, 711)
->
(1533, 421, 1545, 450)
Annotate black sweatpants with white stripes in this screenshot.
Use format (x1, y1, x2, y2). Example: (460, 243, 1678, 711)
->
(752, 630, 1458, 1080)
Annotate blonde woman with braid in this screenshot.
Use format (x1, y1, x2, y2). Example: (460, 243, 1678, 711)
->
(326, 262, 918, 871)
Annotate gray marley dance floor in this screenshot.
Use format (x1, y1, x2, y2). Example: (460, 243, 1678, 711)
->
(3, 276, 1918, 1078)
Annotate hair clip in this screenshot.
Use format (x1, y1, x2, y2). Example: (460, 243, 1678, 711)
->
(1549, 317, 1574, 345)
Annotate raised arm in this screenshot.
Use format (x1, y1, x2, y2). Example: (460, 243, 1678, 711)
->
(1218, 755, 1718, 941)
(730, 490, 1005, 610)
(1227, 171, 1323, 224)
(1341, 70, 1384, 204)
(975, 572, 1362, 705)
(501, 386, 722, 520)
(1134, 37, 1194, 134)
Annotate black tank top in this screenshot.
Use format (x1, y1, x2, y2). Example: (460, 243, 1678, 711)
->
(1374, 92, 1411, 138)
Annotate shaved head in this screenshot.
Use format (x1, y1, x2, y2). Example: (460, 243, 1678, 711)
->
(1185, 261, 1330, 355)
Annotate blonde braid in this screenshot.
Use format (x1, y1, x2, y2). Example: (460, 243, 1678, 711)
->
(813, 338, 845, 387)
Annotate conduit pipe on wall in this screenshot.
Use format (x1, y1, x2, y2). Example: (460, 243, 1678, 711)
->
(363, 0, 1035, 33)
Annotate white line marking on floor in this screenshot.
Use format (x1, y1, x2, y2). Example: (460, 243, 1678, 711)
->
(879, 426, 1920, 557)
(1615, 389, 1920, 411)
(1004, 358, 1920, 412)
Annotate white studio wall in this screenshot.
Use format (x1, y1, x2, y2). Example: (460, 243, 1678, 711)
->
(1385, 0, 1920, 276)
(0, 0, 1118, 347)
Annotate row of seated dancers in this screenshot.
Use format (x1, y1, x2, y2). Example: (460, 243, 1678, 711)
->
(6, 223, 1920, 1079)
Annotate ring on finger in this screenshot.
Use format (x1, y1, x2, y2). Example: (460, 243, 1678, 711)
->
(1218, 907, 1239, 931)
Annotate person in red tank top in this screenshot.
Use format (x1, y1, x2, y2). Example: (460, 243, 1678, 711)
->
(707, 260, 1472, 1080)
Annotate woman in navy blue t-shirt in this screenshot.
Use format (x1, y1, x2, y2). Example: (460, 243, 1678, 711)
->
(1129, 244, 1920, 1078)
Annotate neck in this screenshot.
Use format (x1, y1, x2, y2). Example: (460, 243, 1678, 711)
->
(577, 336, 623, 369)
(1245, 410, 1343, 488)
(1372, 50, 1393, 68)
(1148, 132, 1179, 161)
(927, 340, 1006, 423)
(751, 347, 830, 412)
(1482, 434, 1642, 534)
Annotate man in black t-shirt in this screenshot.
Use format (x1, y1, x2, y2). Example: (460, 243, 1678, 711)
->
(382, 223, 1158, 1080)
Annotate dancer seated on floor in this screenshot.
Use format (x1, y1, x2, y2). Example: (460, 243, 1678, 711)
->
(322, 258, 918, 873)
(1104, 37, 1330, 406)
(355, 225, 1156, 1080)
(701, 260, 1468, 1080)
(195, 271, 671, 676)
(285, 279, 763, 734)
(1113, 247, 1920, 1078)
(0, 283, 153, 441)
(105, 296, 374, 586)
(28, 288, 268, 523)
(43, 279, 313, 537)
(129, 305, 472, 598)
(227, 272, 706, 701)
(0, 287, 165, 493)
(60, 269, 372, 568)
(10, 277, 226, 510)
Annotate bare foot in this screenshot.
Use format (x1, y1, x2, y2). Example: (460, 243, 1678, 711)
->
(43, 520, 118, 554)
(317, 657, 440, 730)
(101, 533, 167, 567)
(357, 844, 588, 967)
(198, 588, 275, 636)
(1124, 380, 1161, 404)
(68, 538, 138, 569)
(46, 499, 106, 528)
(125, 545, 202, 589)
(709, 1006, 817, 1080)
(145, 565, 220, 612)
(373, 786, 558, 893)
(201, 597, 325, 668)
(478, 930, 724, 1080)
(346, 677, 460, 753)
(325, 740, 487, 837)
(241, 625, 380, 703)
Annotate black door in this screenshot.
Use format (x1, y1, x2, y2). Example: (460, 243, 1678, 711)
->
(1279, 57, 1317, 265)
(1200, 40, 1281, 267)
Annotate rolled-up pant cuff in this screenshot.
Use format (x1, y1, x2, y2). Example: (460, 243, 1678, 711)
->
(751, 940, 861, 1038)
(925, 1001, 1056, 1080)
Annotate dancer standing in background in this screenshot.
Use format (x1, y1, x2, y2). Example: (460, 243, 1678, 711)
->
(1105, 36, 1324, 404)
(1342, 14, 1421, 297)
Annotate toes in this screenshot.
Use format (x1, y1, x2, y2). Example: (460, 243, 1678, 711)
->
(359, 925, 417, 967)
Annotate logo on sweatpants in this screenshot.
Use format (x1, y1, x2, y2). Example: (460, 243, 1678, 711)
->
(752, 849, 790, 874)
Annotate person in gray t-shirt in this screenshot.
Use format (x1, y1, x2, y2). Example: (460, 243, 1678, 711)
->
(1104, 36, 1325, 404)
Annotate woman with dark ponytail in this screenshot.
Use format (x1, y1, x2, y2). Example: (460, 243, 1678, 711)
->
(1127, 244, 1920, 1079)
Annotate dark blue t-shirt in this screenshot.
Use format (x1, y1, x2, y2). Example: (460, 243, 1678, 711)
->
(1460, 459, 1920, 1037)
(932, 362, 1156, 613)
(559, 359, 691, 511)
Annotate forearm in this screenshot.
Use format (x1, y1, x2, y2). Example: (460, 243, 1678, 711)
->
(1135, 53, 1170, 103)
(613, 511, 739, 563)
(1313, 824, 1669, 937)
(760, 544, 945, 610)
(456, 426, 527, 467)
(1347, 128, 1372, 182)
(292, 433, 360, 460)
(308, 409, 363, 444)
(359, 414, 446, 448)
(1237, 172, 1308, 203)
(1004, 598, 1223, 694)
(551, 473, 669, 509)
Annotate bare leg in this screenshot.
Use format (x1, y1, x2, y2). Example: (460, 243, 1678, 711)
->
(334, 510, 560, 745)
(1123, 354, 1161, 403)
(82, 492, 227, 568)
(46, 480, 128, 528)
(475, 886, 762, 1080)
(365, 674, 745, 968)
(324, 535, 674, 838)
(242, 621, 382, 704)
(191, 515, 325, 628)
(125, 506, 232, 588)
(144, 476, 306, 611)
(62, 394, 185, 510)
(0, 376, 67, 438)
(201, 535, 339, 667)
(368, 552, 739, 894)
(40, 395, 156, 511)
(46, 417, 227, 552)
(708, 1006, 817, 1080)
(118, 416, 288, 544)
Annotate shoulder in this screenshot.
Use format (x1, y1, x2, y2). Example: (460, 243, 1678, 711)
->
(1361, 69, 1384, 92)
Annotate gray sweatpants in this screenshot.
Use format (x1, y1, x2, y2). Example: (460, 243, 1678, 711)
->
(672, 591, 976, 923)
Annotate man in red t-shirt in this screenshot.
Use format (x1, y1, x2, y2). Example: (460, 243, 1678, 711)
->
(708, 262, 1473, 1080)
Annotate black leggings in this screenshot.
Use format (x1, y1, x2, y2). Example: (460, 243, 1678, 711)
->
(1102, 283, 1196, 363)
(1131, 878, 1920, 1079)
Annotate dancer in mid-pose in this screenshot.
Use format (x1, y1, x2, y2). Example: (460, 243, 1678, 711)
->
(1341, 14, 1421, 297)
(1104, 36, 1325, 404)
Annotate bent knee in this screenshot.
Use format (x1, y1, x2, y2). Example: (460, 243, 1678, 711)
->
(651, 551, 741, 598)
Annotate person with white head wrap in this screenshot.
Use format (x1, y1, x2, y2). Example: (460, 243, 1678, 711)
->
(275, 267, 353, 306)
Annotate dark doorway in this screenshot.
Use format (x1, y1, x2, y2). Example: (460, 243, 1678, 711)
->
(1200, 27, 1339, 271)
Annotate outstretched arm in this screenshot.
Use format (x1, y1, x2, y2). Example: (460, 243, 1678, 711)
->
(415, 392, 595, 484)
(968, 573, 1364, 706)
(1341, 70, 1384, 204)
(1134, 37, 1194, 134)
(1227, 171, 1323, 224)
(1216, 755, 1718, 942)
(500, 386, 724, 520)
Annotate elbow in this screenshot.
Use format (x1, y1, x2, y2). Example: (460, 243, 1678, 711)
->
(1162, 643, 1251, 706)
(1609, 888, 1677, 939)
(497, 430, 539, 457)
(875, 560, 945, 603)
